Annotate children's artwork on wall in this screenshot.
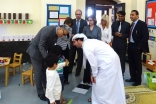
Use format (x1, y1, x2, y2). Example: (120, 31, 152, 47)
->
(49, 11, 59, 19)
(47, 4, 71, 26)
(146, 0, 156, 28)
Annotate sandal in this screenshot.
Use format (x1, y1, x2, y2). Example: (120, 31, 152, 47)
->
(88, 98, 91, 102)
(61, 99, 67, 104)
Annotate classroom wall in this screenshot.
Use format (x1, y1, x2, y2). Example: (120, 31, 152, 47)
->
(41, 0, 77, 26)
(0, 0, 41, 35)
(76, 0, 86, 19)
(0, 0, 84, 35)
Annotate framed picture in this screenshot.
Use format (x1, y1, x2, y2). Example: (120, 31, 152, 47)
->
(49, 11, 59, 19)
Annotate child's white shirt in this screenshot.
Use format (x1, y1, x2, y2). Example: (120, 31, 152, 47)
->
(45, 69, 61, 103)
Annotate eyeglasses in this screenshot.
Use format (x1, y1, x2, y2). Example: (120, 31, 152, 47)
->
(76, 14, 81, 15)
(88, 20, 93, 22)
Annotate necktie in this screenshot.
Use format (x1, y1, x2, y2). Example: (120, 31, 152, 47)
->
(118, 22, 121, 32)
(76, 20, 79, 34)
(129, 22, 135, 42)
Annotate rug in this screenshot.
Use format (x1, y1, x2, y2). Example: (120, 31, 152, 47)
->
(125, 85, 156, 104)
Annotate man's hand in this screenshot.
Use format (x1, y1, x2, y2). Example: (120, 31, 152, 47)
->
(115, 32, 120, 36)
(91, 76, 96, 83)
(72, 34, 75, 37)
(51, 102, 56, 104)
(118, 33, 122, 37)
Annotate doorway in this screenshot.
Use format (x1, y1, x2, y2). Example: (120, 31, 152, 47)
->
(86, 0, 125, 24)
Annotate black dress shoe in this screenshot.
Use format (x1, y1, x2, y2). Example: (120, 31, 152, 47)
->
(75, 73, 80, 77)
(68, 71, 72, 74)
(132, 83, 141, 86)
(125, 79, 135, 82)
(38, 93, 47, 101)
(64, 81, 70, 85)
(73, 62, 76, 66)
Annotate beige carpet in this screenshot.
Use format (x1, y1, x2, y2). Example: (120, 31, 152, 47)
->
(125, 85, 156, 104)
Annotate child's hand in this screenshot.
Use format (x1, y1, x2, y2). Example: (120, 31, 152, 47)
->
(51, 102, 56, 104)
(65, 59, 69, 66)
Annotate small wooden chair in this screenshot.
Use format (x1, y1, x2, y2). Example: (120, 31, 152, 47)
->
(22, 65, 34, 86)
(9, 53, 23, 76)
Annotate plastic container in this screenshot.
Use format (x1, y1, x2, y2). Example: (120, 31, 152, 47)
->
(144, 72, 156, 90)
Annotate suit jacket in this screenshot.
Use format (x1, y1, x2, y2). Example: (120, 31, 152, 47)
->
(70, 19, 87, 46)
(130, 20, 149, 53)
(112, 21, 130, 49)
(26, 26, 58, 60)
(72, 19, 88, 34)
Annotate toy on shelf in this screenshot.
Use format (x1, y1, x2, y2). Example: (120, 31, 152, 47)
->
(0, 13, 33, 25)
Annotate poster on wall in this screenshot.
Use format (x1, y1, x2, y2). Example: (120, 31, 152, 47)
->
(49, 23, 58, 26)
(49, 11, 59, 19)
(59, 19, 65, 25)
(146, 0, 156, 28)
(60, 7, 69, 14)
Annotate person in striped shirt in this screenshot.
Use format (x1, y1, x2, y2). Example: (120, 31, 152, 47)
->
(56, 17, 73, 85)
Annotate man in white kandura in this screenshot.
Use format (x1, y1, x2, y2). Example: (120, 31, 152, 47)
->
(72, 33, 126, 104)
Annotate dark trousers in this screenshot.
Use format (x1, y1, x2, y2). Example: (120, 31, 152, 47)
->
(62, 46, 70, 82)
(68, 46, 83, 75)
(113, 47, 126, 75)
(47, 99, 60, 104)
(30, 57, 47, 95)
(83, 60, 91, 83)
(128, 43, 142, 84)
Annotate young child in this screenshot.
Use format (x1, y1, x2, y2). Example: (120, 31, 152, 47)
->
(45, 53, 61, 104)
(50, 45, 69, 104)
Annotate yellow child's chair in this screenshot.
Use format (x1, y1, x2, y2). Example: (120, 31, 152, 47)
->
(22, 65, 34, 86)
(9, 53, 23, 76)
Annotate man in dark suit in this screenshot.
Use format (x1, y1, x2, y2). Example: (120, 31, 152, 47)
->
(112, 11, 130, 76)
(125, 10, 149, 86)
(26, 23, 71, 101)
(69, 9, 87, 76)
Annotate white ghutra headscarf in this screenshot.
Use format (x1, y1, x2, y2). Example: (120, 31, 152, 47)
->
(72, 33, 88, 41)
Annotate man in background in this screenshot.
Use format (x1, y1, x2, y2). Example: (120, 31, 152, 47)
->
(125, 10, 149, 86)
(68, 9, 87, 76)
(112, 11, 130, 77)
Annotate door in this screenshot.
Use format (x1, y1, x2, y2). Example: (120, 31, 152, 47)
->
(113, 3, 125, 21)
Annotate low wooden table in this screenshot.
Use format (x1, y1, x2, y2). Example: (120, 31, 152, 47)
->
(0, 57, 11, 86)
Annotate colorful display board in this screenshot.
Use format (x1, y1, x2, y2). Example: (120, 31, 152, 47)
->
(46, 4, 71, 26)
(146, 0, 156, 28)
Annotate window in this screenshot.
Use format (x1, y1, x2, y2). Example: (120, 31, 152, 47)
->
(96, 10, 102, 24)
(104, 10, 107, 14)
(87, 7, 93, 17)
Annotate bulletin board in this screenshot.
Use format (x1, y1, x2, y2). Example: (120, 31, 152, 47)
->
(146, 0, 156, 28)
(46, 4, 71, 26)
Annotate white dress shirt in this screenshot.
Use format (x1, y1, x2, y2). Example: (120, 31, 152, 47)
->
(97, 24, 112, 43)
(130, 19, 139, 43)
